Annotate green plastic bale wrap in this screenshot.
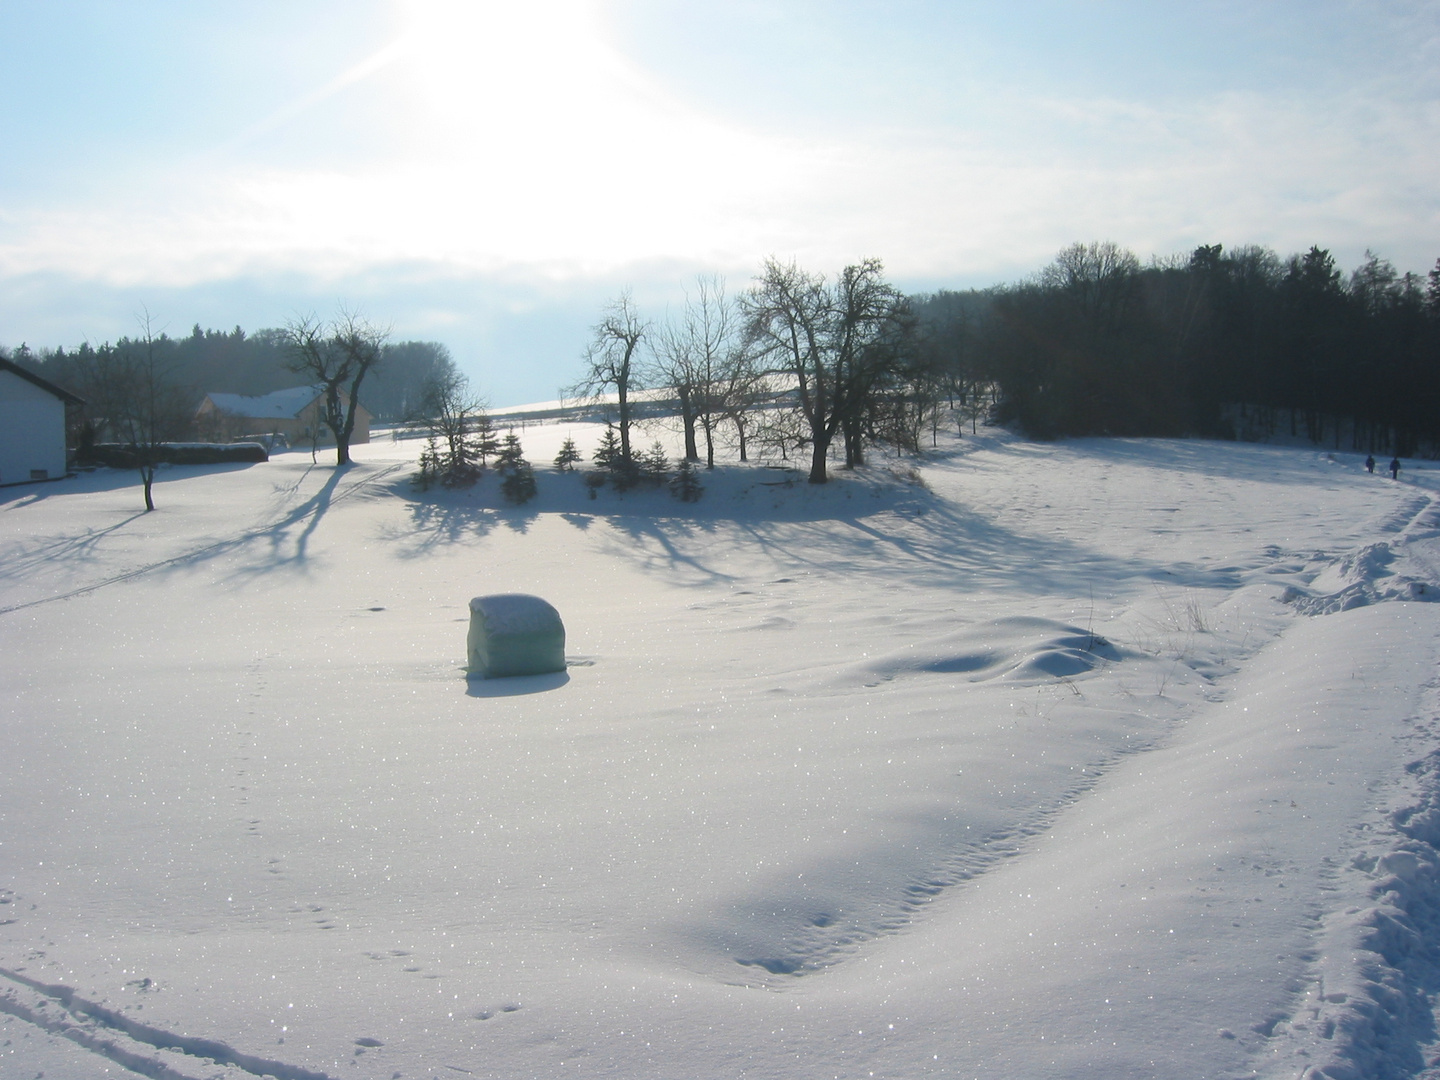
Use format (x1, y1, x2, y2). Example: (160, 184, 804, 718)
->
(467, 593, 566, 678)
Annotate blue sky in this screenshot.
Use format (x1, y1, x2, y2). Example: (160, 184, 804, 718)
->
(1, 1, 1436, 405)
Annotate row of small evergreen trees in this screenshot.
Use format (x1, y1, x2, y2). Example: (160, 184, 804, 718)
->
(414, 422, 701, 504)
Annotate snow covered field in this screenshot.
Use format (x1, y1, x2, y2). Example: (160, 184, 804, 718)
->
(4, 423, 1440, 1080)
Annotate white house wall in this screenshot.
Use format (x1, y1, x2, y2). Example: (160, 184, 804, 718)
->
(0, 370, 67, 485)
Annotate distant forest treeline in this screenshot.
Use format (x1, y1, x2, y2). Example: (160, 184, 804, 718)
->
(6, 240, 1440, 456)
(915, 243, 1440, 453)
(3, 324, 455, 423)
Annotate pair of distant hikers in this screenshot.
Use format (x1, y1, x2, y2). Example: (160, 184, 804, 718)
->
(1365, 454, 1401, 479)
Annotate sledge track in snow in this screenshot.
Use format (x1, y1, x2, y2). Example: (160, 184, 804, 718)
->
(0, 462, 407, 617)
(0, 966, 340, 1080)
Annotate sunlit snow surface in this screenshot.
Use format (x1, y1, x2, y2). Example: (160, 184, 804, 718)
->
(4, 425, 1440, 1080)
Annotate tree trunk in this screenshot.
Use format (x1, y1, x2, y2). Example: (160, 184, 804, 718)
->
(808, 435, 830, 484)
(842, 416, 864, 468)
(618, 388, 632, 463)
(141, 464, 155, 511)
(338, 403, 355, 466)
(678, 387, 699, 461)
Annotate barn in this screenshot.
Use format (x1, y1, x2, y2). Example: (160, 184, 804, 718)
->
(0, 358, 83, 486)
(196, 386, 372, 447)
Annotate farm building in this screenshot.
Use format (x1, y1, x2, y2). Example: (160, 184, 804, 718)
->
(0, 357, 83, 486)
(195, 386, 372, 447)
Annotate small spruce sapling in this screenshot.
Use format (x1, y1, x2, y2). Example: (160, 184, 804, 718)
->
(473, 413, 500, 469)
(641, 440, 669, 485)
(595, 423, 640, 490)
(554, 437, 582, 471)
(415, 436, 443, 491)
(670, 456, 703, 502)
(497, 432, 537, 504)
(592, 424, 622, 470)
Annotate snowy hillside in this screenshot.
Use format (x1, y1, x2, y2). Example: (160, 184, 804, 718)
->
(4, 424, 1440, 1080)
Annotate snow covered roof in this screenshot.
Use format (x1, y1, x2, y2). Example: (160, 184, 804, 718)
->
(203, 386, 323, 420)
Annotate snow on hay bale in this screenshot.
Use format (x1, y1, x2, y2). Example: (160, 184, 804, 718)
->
(467, 594, 566, 679)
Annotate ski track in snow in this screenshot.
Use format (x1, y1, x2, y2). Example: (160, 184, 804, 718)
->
(6, 432, 1440, 1078)
(0, 963, 340, 1080)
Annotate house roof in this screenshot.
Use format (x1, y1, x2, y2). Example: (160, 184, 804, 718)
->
(0, 357, 85, 406)
(203, 386, 325, 420)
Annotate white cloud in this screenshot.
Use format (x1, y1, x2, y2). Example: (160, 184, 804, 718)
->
(0, 0, 1435, 305)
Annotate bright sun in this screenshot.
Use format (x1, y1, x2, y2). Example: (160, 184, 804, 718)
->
(322, 0, 790, 271)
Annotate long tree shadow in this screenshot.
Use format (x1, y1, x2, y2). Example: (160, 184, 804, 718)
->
(0, 462, 406, 615)
(380, 449, 1236, 597)
(0, 510, 149, 584)
(377, 500, 543, 558)
(719, 498, 1209, 596)
(251, 465, 346, 570)
(597, 514, 735, 584)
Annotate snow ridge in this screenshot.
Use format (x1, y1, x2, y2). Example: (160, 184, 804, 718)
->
(1284, 494, 1440, 616)
(1260, 739, 1440, 1080)
(727, 729, 1170, 983)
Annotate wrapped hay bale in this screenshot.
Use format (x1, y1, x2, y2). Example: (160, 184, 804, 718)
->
(467, 594, 566, 679)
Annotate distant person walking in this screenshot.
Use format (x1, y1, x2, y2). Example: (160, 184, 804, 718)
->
(1390, 456, 1401, 480)
(1366, 454, 1376, 473)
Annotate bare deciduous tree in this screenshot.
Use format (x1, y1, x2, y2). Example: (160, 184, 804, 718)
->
(742, 258, 910, 483)
(281, 308, 390, 466)
(650, 276, 743, 469)
(74, 310, 192, 511)
(570, 292, 647, 466)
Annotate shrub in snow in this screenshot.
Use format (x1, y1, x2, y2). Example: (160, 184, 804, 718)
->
(466, 594, 566, 678)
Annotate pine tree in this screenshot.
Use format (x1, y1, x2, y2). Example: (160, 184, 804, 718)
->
(594, 423, 640, 490)
(501, 460, 537, 504)
(592, 424, 622, 470)
(553, 436, 582, 471)
(670, 456, 703, 502)
(473, 413, 500, 468)
(415, 436, 442, 491)
(641, 440, 669, 485)
(496, 432, 537, 504)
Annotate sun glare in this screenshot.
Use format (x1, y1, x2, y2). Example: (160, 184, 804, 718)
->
(309, 0, 801, 272)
